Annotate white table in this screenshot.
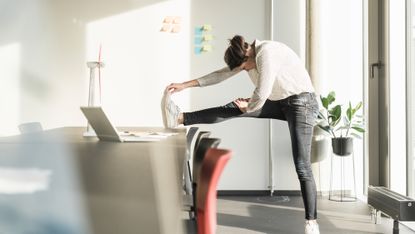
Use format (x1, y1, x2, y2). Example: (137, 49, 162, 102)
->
(0, 127, 186, 234)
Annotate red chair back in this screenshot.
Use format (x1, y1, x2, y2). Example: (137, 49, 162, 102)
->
(196, 148, 232, 234)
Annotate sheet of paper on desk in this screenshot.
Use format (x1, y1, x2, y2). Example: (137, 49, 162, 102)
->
(120, 131, 178, 139)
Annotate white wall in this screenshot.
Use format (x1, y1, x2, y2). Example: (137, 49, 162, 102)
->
(0, 0, 190, 136)
(272, 0, 305, 190)
(189, 0, 271, 190)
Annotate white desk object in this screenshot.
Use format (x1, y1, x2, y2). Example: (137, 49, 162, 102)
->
(84, 61, 105, 137)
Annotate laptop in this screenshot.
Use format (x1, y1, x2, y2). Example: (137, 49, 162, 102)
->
(80, 106, 167, 142)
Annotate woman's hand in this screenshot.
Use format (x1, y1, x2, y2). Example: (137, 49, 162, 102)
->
(165, 80, 200, 94)
(165, 82, 186, 94)
(233, 98, 250, 113)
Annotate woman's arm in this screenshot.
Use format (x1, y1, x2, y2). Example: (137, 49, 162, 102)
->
(166, 79, 200, 93)
(196, 66, 241, 87)
(166, 66, 241, 94)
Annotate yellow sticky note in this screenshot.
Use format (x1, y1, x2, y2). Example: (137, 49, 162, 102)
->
(202, 24, 212, 31)
(171, 24, 181, 33)
(163, 16, 174, 24)
(203, 34, 213, 41)
(202, 44, 212, 52)
(160, 24, 171, 32)
(173, 17, 182, 24)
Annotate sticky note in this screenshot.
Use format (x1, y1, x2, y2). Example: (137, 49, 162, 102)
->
(194, 47, 202, 55)
(171, 24, 181, 33)
(194, 37, 203, 44)
(173, 17, 181, 24)
(194, 27, 203, 35)
(160, 24, 171, 32)
(203, 34, 213, 41)
(163, 16, 174, 23)
(202, 44, 212, 52)
(202, 24, 212, 31)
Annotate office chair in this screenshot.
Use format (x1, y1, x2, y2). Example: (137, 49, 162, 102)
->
(191, 137, 221, 218)
(193, 131, 212, 155)
(196, 148, 232, 234)
(184, 127, 199, 195)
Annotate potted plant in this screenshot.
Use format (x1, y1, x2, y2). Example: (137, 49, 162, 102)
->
(317, 91, 365, 156)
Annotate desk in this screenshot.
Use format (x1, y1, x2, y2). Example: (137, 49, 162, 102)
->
(0, 127, 186, 234)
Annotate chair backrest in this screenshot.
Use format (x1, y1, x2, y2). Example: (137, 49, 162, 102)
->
(192, 137, 221, 184)
(196, 148, 232, 234)
(186, 127, 199, 160)
(18, 122, 43, 134)
(186, 127, 199, 146)
(193, 131, 212, 155)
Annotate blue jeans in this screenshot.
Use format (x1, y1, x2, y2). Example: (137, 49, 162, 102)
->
(183, 92, 319, 220)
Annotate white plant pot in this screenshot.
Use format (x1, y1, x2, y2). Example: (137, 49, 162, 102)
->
(311, 127, 331, 163)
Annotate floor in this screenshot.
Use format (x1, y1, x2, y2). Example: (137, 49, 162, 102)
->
(185, 195, 415, 234)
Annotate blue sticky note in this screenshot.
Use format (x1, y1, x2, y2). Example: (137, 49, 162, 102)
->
(194, 47, 202, 55)
(194, 37, 203, 44)
(194, 27, 203, 35)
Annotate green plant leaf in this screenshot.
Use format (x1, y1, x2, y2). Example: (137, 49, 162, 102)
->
(343, 116, 350, 126)
(317, 125, 332, 135)
(355, 102, 362, 111)
(329, 105, 342, 122)
(351, 102, 362, 116)
(351, 133, 362, 139)
(320, 96, 328, 109)
(321, 92, 336, 109)
(327, 91, 336, 105)
(347, 101, 352, 120)
(337, 126, 350, 130)
(352, 126, 365, 133)
(331, 117, 342, 128)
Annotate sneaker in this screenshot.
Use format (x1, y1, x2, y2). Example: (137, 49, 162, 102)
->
(305, 220, 320, 234)
(161, 91, 181, 128)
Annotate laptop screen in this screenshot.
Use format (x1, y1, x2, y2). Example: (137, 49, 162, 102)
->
(80, 107, 121, 141)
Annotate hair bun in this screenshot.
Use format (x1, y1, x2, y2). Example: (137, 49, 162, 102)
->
(230, 35, 245, 48)
(224, 35, 248, 70)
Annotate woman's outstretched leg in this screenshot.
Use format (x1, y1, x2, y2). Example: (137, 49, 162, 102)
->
(162, 92, 243, 128)
(183, 102, 243, 125)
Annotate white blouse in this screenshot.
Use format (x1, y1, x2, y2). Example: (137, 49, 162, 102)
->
(196, 39, 315, 112)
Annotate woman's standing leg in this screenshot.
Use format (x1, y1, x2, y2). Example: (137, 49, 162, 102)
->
(283, 93, 319, 220)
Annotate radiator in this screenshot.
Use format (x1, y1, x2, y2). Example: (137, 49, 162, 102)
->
(368, 186, 415, 221)
(368, 186, 415, 234)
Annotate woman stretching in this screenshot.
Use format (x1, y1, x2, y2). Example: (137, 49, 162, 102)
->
(162, 35, 320, 234)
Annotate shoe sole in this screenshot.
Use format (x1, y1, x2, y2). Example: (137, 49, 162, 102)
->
(161, 92, 168, 128)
